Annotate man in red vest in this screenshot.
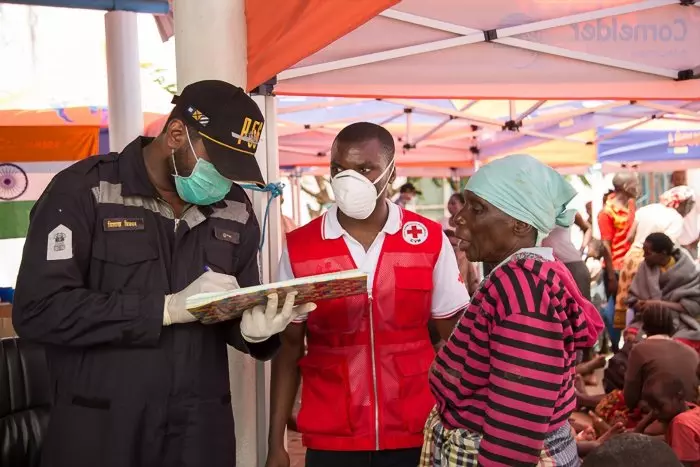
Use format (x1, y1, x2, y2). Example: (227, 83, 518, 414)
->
(265, 122, 471, 467)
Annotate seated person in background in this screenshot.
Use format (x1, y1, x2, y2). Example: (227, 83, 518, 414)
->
(581, 433, 683, 467)
(604, 327, 640, 394)
(592, 308, 699, 432)
(579, 327, 640, 418)
(642, 374, 700, 467)
(624, 307, 700, 413)
(576, 353, 608, 388)
(615, 189, 689, 332)
(628, 233, 700, 338)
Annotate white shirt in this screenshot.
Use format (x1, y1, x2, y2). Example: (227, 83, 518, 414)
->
(633, 204, 684, 246)
(541, 227, 581, 264)
(679, 205, 700, 246)
(278, 202, 471, 322)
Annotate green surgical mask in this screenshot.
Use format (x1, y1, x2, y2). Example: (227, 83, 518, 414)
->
(173, 131, 233, 205)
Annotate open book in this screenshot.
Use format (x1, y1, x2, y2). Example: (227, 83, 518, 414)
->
(186, 269, 368, 324)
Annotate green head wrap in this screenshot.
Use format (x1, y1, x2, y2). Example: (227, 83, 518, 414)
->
(466, 154, 577, 245)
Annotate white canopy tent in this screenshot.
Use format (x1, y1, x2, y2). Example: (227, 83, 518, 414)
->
(275, 0, 700, 100)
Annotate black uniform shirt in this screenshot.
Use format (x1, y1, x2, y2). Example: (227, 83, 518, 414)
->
(12, 137, 278, 467)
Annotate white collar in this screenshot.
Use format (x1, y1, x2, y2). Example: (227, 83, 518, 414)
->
(323, 201, 402, 240)
(494, 247, 555, 271)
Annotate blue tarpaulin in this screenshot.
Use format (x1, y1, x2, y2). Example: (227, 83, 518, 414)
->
(598, 129, 700, 163)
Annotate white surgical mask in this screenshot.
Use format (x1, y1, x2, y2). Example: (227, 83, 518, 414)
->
(331, 160, 395, 220)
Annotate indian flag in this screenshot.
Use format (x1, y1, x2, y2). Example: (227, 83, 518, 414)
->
(0, 125, 99, 286)
(0, 161, 77, 239)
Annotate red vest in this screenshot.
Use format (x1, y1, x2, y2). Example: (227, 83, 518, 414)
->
(286, 208, 441, 451)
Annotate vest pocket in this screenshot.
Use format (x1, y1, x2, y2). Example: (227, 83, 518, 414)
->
(394, 267, 433, 328)
(296, 355, 353, 437)
(394, 350, 435, 434)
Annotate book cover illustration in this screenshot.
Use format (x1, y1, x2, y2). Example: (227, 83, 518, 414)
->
(187, 270, 368, 324)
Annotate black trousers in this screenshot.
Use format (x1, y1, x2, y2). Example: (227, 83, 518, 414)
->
(305, 448, 422, 467)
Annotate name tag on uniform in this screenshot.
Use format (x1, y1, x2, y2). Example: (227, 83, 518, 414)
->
(103, 218, 145, 231)
(214, 226, 240, 244)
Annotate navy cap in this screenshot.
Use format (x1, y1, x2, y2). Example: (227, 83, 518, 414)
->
(172, 80, 266, 186)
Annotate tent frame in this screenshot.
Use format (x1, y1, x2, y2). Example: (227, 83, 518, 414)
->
(276, 97, 700, 167)
(279, 0, 698, 85)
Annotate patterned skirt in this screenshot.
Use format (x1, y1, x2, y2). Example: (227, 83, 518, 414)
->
(419, 407, 580, 467)
(594, 389, 643, 430)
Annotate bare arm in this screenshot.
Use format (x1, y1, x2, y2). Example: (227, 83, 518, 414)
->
(626, 221, 638, 245)
(267, 323, 306, 457)
(577, 440, 600, 457)
(465, 261, 479, 296)
(575, 212, 593, 251)
(634, 411, 657, 434)
(601, 240, 618, 294)
(601, 240, 614, 271)
(623, 346, 643, 410)
(433, 315, 460, 342)
(659, 301, 686, 313)
(598, 211, 619, 293)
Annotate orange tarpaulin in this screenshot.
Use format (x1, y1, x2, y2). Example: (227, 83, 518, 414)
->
(0, 126, 99, 163)
(0, 108, 165, 128)
(245, 0, 399, 90)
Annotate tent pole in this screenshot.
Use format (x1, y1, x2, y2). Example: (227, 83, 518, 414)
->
(173, 1, 264, 466)
(412, 102, 482, 147)
(104, 10, 143, 152)
(278, 98, 372, 114)
(637, 102, 700, 118)
(405, 108, 412, 147)
(378, 112, 406, 125)
(515, 100, 546, 123)
(524, 102, 628, 127)
(496, 38, 678, 79)
(252, 93, 283, 465)
(595, 118, 658, 144)
(292, 170, 302, 226)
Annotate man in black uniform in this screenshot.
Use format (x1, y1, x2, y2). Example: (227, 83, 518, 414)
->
(12, 80, 314, 467)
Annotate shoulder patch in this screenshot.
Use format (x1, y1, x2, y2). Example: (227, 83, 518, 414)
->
(47, 224, 73, 261)
(402, 221, 428, 245)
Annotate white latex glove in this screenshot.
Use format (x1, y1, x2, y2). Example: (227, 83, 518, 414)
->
(240, 292, 316, 343)
(163, 270, 239, 326)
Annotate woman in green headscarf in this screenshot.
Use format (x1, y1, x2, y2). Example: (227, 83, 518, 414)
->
(421, 155, 604, 467)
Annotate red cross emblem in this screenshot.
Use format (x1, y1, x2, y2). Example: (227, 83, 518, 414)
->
(402, 221, 428, 245)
